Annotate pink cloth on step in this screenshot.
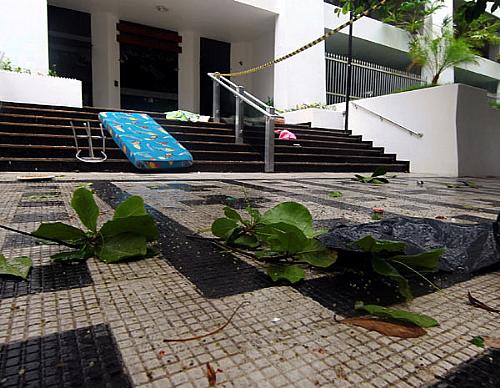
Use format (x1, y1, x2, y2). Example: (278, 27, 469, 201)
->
(274, 129, 297, 140)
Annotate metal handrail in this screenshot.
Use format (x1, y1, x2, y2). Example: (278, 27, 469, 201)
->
(208, 72, 278, 172)
(208, 73, 280, 118)
(351, 102, 424, 138)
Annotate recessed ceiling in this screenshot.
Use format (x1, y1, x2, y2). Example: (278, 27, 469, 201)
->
(48, 0, 276, 42)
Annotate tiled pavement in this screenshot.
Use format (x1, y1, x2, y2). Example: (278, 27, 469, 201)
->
(0, 173, 499, 387)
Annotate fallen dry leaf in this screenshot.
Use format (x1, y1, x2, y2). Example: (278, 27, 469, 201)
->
(435, 215, 447, 220)
(468, 291, 500, 313)
(484, 336, 500, 348)
(206, 363, 216, 386)
(339, 316, 427, 338)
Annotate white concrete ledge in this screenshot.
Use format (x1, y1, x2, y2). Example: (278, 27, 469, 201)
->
(0, 70, 83, 108)
(283, 108, 344, 129)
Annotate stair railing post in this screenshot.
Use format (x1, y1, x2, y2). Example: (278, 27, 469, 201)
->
(235, 86, 244, 144)
(264, 107, 275, 173)
(212, 77, 221, 123)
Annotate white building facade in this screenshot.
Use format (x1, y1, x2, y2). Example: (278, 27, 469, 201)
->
(0, 0, 499, 111)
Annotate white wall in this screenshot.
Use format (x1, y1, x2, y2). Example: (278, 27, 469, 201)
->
(456, 85, 500, 177)
(0, 70, 82, 107)
(345, 84, 461, 176)
(178, 31, 201, 112)
(231, 31, 275, 103)
(91, 12, 121, 108)
(0, 0, 49, 74)
(273, 0, 326, 110)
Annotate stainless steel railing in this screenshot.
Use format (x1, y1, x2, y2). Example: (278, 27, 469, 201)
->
(351, 102, 424, 138)
(208, 73, 281, 172)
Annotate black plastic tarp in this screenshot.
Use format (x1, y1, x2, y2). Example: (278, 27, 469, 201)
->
(319, 214, 500, 276)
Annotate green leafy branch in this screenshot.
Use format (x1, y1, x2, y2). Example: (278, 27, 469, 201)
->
(0, 188, 159, 278)
(354, 167, 394, 184)
(353, 235, 444, 300)
(211, 202, 337, 283)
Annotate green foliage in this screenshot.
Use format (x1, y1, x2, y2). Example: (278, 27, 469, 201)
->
(354, 167, 390, 184)
(455, 11, 500, 51)
(378, 0, 444, 35)
(470, 335, 485, 348)
(282, 102, 334, 113)
(0, 254, 32, 280)
(458, 0, 499, 23)
(394, 83, 437, 94)
(355, 301, 439, 327)
(353, 235, 443, 300)
(32, 188, 158, 263)
(328, 191, 343, 198)
(212, 202, 337, 284)
(409, 22, 478, 85)
(267, 264, 305, 284)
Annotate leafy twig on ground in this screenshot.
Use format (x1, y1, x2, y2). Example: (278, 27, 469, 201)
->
(352, 235, 443, 300)
(328, 191, 343, 198)
(163, 301, 250, 343)
(355, 301, 439, 328)
(1, 187, 159, 265)
(211, 202, 336, 284)
(354, 167, 393, 184)
(468, 291, 500, 313)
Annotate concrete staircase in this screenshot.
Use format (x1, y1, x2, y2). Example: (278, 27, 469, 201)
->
(0, 101, 409, 173)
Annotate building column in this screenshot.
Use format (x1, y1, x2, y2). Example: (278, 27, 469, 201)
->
(91, 12, 121, 108)
(421, 0, 454, 85)
(273, 0, 326, 110)
(178, 31, 201, 112)
(0, 0, 49, 73)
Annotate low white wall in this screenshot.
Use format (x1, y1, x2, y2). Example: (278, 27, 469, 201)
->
(345, 84, 461, 176)
(456, 85, 500, 177)
(283, 108, 343, 129)
(0, 71, 83, 108)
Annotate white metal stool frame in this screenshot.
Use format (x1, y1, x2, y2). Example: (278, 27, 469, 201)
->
(70, 121, 108, 163)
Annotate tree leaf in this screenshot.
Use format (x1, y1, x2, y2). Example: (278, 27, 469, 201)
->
(32, 222, 86, 244)
(211, 218, 238, 240)
(99, 215, 158, 241)
(223, 207, 243, 223)
(339, 316, 427, 338)
(71, 187, 99, 232)
(113, 196, 147, 219)
(233, 234, 259, 249)
(371, 178, 389, 184)
(246, 207, 261, 223)
(0, 254, 32, 280)
(470, 336, 485, 348)
(267, 264, 305, 284)
(260, 202, 319, 238)
(354, 301, 439, 328)
(296, 239, 338, 268)
(256, 223, 308, 254)
(391, 248, 443, 272)
(51, 246, 93, 262)
(328, 191, 343, 198)
(372, 257, 413, 300)
(371, 167, 388, 177)
(206, 362, 216, 387)
(354, 235, 406, 254)
(96, 233, 147, 263)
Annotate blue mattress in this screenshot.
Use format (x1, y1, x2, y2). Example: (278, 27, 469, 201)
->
(99, 112, 193, 170)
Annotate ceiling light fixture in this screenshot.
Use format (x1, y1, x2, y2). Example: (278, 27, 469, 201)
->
(156, 5, 169, 12)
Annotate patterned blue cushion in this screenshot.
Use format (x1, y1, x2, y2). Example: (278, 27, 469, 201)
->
(99, 112, 193, 170)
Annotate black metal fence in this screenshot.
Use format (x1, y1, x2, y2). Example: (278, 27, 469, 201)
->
(325, 52, 423, 104)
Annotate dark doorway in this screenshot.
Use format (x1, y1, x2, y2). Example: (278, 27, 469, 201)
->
(200, 38, 233, 117)
(118, 21, 181, 112)
(48, 6, 93, 106)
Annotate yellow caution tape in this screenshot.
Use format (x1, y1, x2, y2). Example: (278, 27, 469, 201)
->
(216, 0, 386, 77)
